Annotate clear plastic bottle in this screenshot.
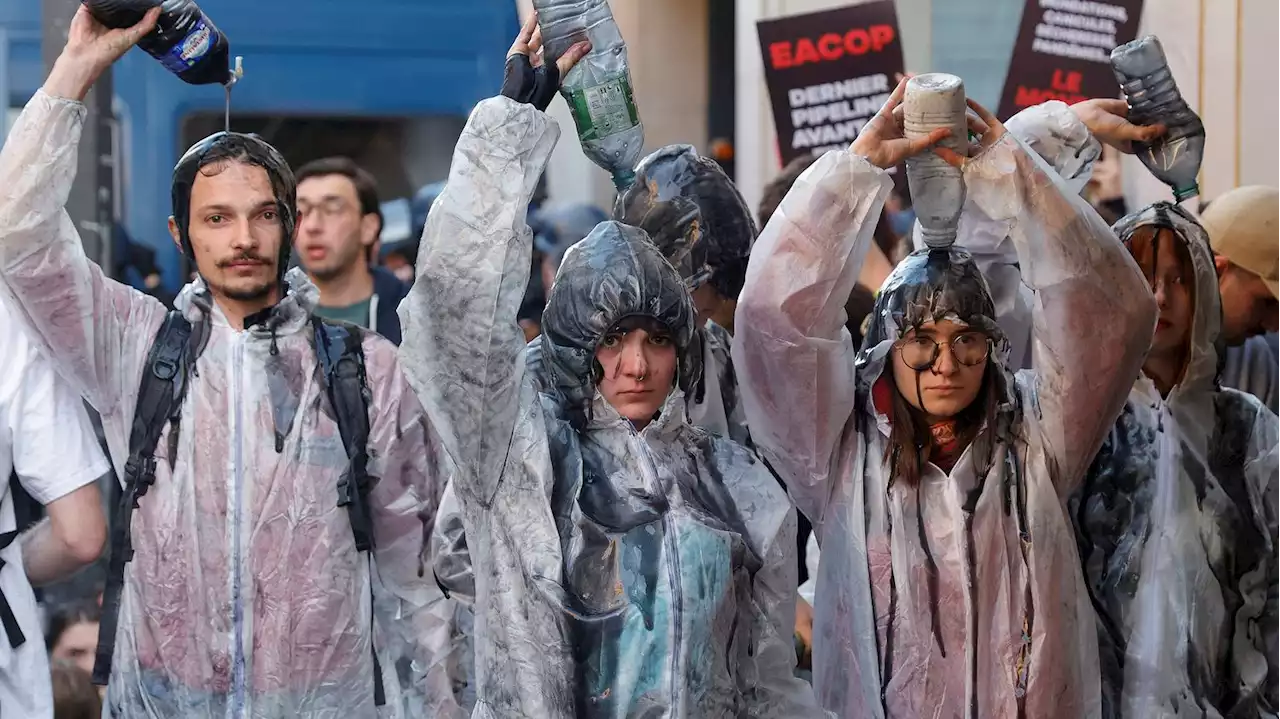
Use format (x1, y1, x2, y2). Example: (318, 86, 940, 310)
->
(533, 0, 644, 190)
(903, 73, 968, 249)
(1111, 35, 1205, 202)
(84, 0, 230, 86)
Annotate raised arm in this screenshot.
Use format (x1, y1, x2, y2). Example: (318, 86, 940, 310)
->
(0, 9, 167, 455)
(956, 100, 1158, 496)
(396, 21, 587, 507)
(733, 80, 947, 525)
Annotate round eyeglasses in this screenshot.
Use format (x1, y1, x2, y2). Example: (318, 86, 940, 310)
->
(896, 332, 991, 371)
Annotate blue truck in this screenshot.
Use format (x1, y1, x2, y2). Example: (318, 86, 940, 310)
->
(1, 0, 517, 292)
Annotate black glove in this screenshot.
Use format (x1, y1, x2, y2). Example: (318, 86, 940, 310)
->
(501, 52, 560, 112)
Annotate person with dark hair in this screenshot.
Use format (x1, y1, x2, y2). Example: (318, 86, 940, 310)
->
(47, 601, 102, 676)
(0, 9, 454, 717)
(398, 16, 825, 716)
(734, 81, 1156, 717)
(295, 156, 411, 344)
(1070, 203, 1277, 717)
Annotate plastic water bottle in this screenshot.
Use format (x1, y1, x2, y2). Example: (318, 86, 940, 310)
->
(903, 74, 967, 249)
(84, 0, 231, 86)
(1111, 36, 1205, 202)
(533, 0, 644, 190)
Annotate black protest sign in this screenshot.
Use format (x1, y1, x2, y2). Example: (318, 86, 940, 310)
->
(757, 1, 905, 169)
(997, 0, 1145, 120)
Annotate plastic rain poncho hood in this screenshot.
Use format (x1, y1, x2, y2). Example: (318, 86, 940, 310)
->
(1070, 202, 1279, 718)
(613, 143, 759, 446)
(734, 106, 1157, 719)
(397, 95, 826, 719)
(0, 90, 458, 718)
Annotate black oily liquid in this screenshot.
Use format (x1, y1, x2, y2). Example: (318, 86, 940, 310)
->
(83, 0, 231, 86)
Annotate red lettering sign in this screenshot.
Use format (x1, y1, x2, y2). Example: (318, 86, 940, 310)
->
(767, 23, 897, 68)
(1051, 69, 1083, 94)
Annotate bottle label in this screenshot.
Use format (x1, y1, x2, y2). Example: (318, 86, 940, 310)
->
(159, 17, 215, 75)
(567, 75, 640, 142)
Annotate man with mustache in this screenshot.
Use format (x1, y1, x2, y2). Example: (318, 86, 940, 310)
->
(0, 8, 456, 718)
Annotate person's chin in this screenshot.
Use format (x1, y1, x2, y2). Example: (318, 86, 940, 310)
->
(616, 398, 661, 423)
(921, 393, 970, 417)
(219, 275, 275, 302)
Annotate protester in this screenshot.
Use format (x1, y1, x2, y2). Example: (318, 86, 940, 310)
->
(296, 156, 411, 344)
(1071, 202, 1278, 717)
(47, 601, 101, 676)
(0, 8, 454, 716)
(0, 300, 108, 719)
(398, 15, 825, 716)
(1200, 185, 1279, 412)
(734, 81, 1157, 717)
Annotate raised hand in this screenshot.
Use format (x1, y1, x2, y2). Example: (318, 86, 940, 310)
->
(850, 77, 952, 170)
(1070, 97, 1166, 153)
(46, 5, 160, 102)
(502, 12, 591, 112)
(932, 97, 1007, 169)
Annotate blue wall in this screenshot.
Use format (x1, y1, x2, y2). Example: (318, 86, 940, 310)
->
(0, 2, 42, 102)
(2, 0, 517, 290)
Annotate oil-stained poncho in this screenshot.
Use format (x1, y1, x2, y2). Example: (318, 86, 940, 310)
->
(1070, 203, 1279, 718)
(433, 146, 757, 707)
(0, 90, 457, 718)
(397, 95, 826, 719)
(734, 116, 1157, 718)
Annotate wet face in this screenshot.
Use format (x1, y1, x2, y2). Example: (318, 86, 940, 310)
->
(169, 161, 284, 303)
(1130, 227, 1195, 357)
(595, 325, 678, 428)
(51, 620, 99, 675)
(890, 319, 989, 419)
(296, 174, 378, 281)
(1216, 258, 1278, 345)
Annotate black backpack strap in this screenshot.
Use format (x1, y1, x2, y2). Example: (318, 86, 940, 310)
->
(2, 468, 41, 646)
(311, 317, 384, 705)
(92, 311, 192, 686)
(0, 529, 25, 648)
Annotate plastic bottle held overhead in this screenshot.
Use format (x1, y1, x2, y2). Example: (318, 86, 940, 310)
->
(532, 0, 644, 190)
(903, 73, 967, 249)
(83, 0, 231, 86)
(1111, 35, 1205, 202)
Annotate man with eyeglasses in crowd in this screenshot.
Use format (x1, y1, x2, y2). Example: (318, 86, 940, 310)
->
(295, 157, 411, 344)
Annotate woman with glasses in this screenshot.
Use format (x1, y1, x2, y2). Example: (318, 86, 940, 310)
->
(733, 86, 1158, 717)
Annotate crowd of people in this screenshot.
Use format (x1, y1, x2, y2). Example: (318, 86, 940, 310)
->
(0, 6, 1275, 719)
